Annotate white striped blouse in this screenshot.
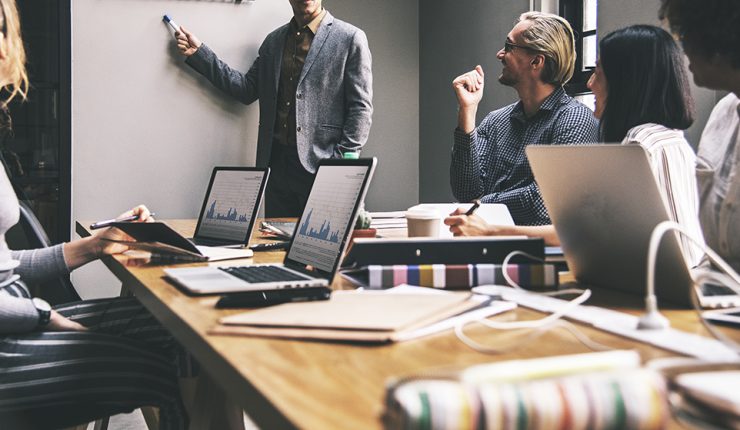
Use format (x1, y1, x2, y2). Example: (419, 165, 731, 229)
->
(622, 123, 704, 267)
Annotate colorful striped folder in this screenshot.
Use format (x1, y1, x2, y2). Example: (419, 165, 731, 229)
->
(341, 263, 559, 289)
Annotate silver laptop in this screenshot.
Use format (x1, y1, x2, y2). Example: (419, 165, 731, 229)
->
(526, 144, 694, 306)
(190, 167, 269, 247)
(165, 158, 377, 294)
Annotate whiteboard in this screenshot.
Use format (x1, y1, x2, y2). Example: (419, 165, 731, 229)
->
(72, 0, 292, 222)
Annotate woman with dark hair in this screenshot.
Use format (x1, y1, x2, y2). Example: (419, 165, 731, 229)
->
(446, 24, 704, 267)
(595, 25, 694, 142)
(590, 24, 703, 266)
(0, 0, 189, 428)
(659, 0, 740, 273)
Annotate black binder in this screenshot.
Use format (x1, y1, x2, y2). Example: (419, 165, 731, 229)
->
(342, 237, 544, 268)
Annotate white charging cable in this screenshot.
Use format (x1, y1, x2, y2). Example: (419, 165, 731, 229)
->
(458, 224, 740, 355)
(501, 250, 586, 296)
(455, 318, 613, 354)
(456, 250, 612, 353)
(641, 220, 740, 331)
(644, 221, 740, 354)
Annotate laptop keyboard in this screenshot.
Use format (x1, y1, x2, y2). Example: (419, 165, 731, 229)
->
(220, 265, 310, 283)
(193, 238, 234, 247)
(701, 283, 739, 297)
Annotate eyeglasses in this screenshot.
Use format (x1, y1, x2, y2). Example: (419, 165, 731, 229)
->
(503, 41, 536, 53)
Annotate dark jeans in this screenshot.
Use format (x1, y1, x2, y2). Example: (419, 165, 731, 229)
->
(265, 144, 315, 217)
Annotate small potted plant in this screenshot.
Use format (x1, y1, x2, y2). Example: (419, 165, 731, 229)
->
(352, 207, 376, 238)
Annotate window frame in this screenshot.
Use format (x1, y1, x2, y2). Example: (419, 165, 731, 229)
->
(560, 0, 597, 96)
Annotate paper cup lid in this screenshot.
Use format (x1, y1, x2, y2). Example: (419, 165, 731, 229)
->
(405, 208, 440, 219)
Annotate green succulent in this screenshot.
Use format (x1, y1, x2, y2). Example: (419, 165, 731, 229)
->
(354, 208, 372, 229)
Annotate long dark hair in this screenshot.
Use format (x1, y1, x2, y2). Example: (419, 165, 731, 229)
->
(598, 25, 694, 142)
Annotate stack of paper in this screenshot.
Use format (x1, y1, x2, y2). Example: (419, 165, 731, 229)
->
(369, 204, 514, 234)
(369, 211, 407, 230)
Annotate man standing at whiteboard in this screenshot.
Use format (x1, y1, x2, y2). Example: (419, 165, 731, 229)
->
(175, 0, 373, 217)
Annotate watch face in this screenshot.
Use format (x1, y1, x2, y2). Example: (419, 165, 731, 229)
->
(33, 297, 51, 312)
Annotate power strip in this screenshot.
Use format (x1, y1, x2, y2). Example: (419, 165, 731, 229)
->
(473, 286, 739, 362)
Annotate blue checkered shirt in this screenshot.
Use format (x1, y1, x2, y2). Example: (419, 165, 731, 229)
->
(450, 87, 599, 225)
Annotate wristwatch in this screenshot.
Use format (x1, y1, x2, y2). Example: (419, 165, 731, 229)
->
(32, 297, 51, 327)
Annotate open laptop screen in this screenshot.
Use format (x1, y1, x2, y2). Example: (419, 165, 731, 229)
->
(286, 159, 375, 273)
(193, 167, 269, 244)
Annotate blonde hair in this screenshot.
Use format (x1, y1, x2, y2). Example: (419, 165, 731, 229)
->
(518, 11, 576, 85)
(0, 0, 28, 104)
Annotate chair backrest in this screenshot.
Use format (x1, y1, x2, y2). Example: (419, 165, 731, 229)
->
(17, 200, 52, 247)
(6, 200, 81, 304)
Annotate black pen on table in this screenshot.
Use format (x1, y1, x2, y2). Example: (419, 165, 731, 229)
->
(90, 213, 156, 230)
(464, 199, 481, 216)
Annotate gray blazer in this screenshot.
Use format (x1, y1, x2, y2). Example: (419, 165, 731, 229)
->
(186, 11, 373, 173)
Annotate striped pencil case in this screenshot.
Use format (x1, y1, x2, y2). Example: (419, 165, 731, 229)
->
(341, 263, 559, 289)
(383, 368, 668, 430)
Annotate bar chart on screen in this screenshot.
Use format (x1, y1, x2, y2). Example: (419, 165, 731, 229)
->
(298, 209, 342, 243)
(198, 170, 264, 239)
(287, 166, 369, 271)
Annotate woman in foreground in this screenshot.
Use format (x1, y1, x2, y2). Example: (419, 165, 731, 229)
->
(0, 0, 188, 427)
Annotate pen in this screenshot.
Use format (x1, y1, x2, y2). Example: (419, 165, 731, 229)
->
(90, 213, 156, 230)
(464, 199, 481, 216)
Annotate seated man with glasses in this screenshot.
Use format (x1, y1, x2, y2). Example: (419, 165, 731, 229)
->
(450, 12, 599, 226)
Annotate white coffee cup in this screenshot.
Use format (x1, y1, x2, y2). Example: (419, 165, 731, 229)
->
(405, 208, 441, 238)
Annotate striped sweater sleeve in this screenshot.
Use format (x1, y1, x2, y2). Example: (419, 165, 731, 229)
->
(10, 244, 69, 283)
(1, 245, 68, 333)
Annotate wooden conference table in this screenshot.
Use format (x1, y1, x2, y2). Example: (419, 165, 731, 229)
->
(76, 219, 739, 430)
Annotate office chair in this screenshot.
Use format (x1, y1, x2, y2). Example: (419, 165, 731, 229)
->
(9, 203, 160, 430)
(5, 200, 81, 304)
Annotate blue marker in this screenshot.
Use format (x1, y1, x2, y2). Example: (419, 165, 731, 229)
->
(163, 14, 181, 34)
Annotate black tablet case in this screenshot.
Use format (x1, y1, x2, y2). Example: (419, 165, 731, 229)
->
(109, 222, 201, 255)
